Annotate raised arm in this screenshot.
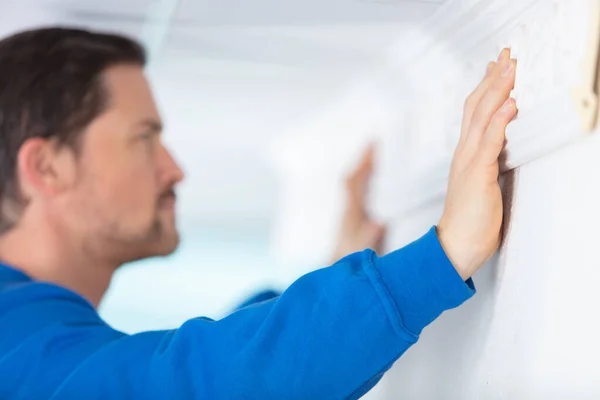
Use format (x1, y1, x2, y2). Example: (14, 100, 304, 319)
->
(20, 229, 471, 400)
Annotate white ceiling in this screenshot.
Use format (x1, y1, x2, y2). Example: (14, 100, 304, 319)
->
(0, 0, 445, 227)
(45, 0, 442, 26)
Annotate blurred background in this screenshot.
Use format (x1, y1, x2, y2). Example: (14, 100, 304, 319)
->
(0, 0, 446, 333)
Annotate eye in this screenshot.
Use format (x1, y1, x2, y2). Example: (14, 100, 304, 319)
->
(137, 132, 158, 155)
(139, 132, 154, 141)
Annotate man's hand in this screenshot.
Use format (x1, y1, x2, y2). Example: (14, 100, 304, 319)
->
(438, 48, 518, 280)
(330, 145, 386, 264)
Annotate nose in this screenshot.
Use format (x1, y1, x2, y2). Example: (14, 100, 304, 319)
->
(159, 145, 185, 184)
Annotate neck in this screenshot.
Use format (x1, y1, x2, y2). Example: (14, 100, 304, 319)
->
(0, 215, 117, 308)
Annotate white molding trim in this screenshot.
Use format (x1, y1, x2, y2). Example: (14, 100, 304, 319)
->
(501, 92, 584, 172)
(375, 0, 600, 221)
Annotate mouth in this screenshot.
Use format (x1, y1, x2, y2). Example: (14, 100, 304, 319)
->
(158, 191, 176, 210)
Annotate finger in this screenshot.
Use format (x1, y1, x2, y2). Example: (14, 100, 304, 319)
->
(357, 143, 375, 175)
(460, 49, 510, 135)
(346, 145, 374, 186)
(464, 58, 516, 151)
(485, 61, 497, 76)
(462, 60, 499, 136)
(478, 97, 518, 165)
(458, 49, 510, 147)
(346, 144, 375, 207)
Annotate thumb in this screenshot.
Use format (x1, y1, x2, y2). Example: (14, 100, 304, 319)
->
(364, 222, 386, 253)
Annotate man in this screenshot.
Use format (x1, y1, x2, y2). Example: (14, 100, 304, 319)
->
(0, 27, 517, 399)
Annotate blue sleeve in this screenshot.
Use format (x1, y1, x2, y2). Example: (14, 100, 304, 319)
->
(234, 288, 281, 310)
(7, 227, 475, 400)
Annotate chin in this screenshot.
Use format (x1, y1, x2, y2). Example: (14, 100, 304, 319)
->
(153, 213, 180, 250)
(150, 222, 181, 254)
(155, 233, 181, 256)
(127, 232, 180, 263)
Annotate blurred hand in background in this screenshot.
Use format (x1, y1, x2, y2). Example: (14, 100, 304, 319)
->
(330, 145, 386, 264)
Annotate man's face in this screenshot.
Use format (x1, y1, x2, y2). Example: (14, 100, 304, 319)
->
(63, 65, 184, 263)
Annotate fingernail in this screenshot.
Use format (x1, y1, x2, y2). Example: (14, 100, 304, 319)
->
(486, 61, 496, 76)
(501, 60, 514, 77)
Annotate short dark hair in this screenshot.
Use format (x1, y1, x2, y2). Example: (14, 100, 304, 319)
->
(0, 27, 146, 233)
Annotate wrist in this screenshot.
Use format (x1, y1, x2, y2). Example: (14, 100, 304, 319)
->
(435, 224, 477, 280)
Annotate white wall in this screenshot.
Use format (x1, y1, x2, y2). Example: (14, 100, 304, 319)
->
(369, 129, 600, 400)
(475, 124, 600, 398)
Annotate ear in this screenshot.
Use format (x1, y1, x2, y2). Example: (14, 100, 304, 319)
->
(17, 138, 77, 199)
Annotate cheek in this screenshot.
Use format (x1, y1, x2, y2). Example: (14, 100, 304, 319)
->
(72, 135, 161, 230)
(106, 167, 157, 215)
(78, 163, 158, 229)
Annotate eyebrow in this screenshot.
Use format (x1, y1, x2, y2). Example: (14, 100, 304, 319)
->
(137, 119, 163, 134)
